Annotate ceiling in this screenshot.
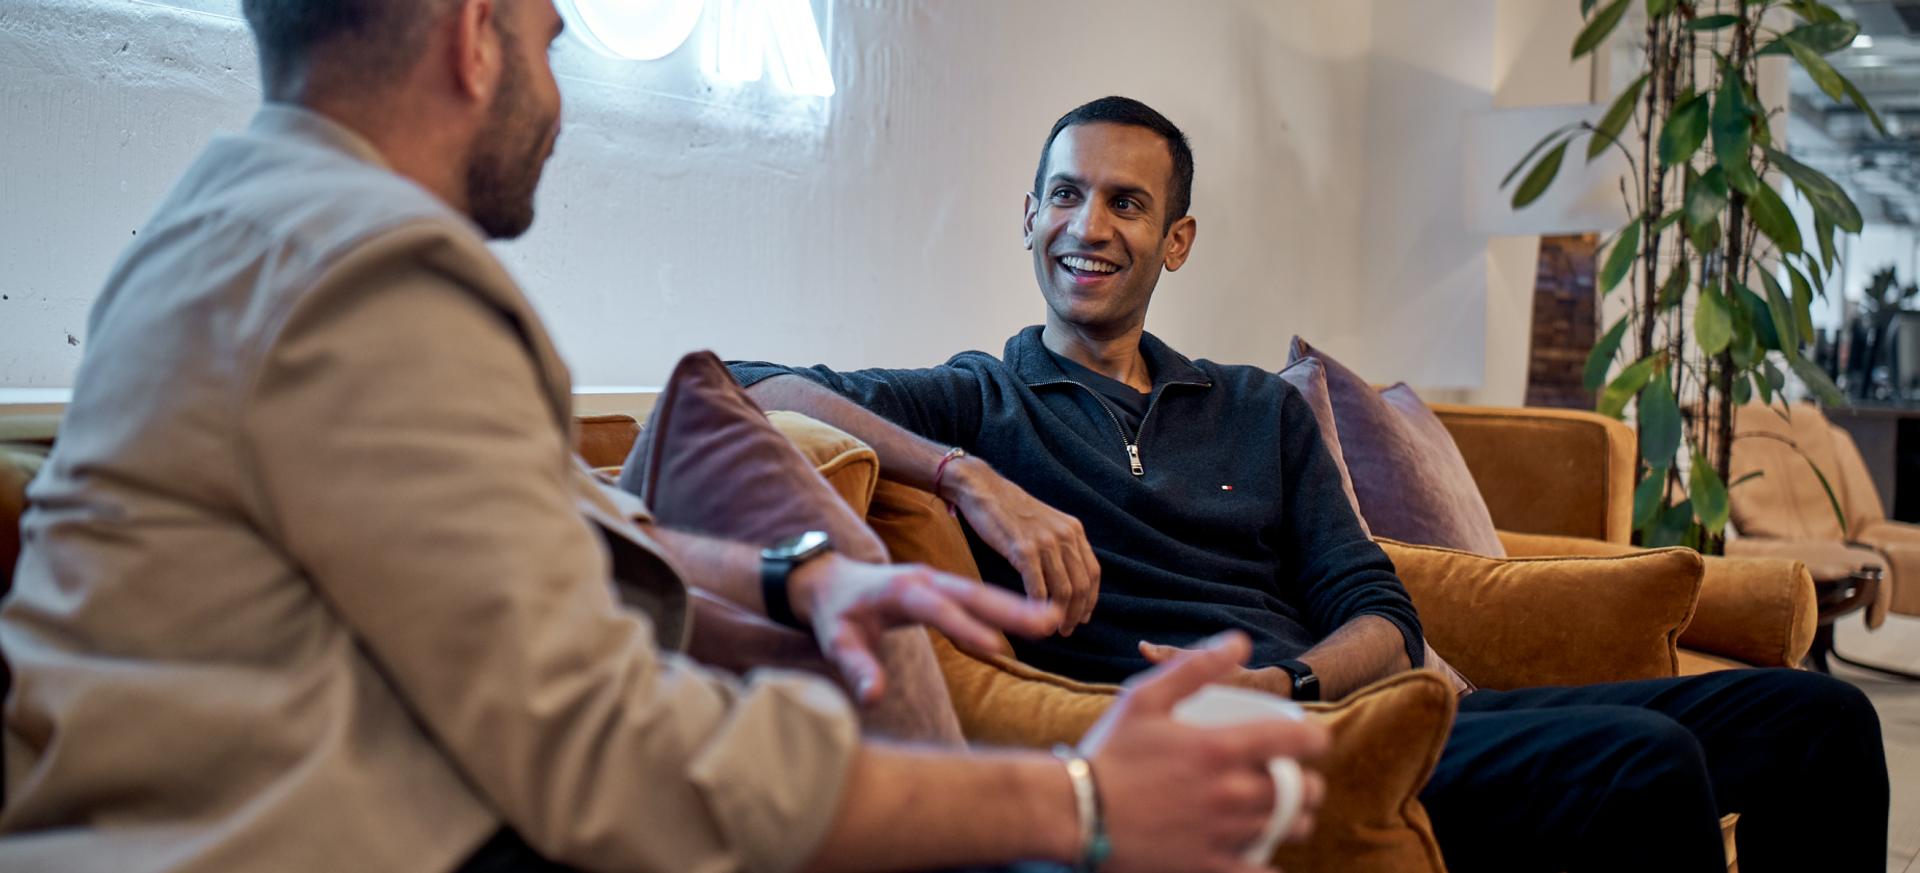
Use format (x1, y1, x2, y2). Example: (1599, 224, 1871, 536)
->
(1790, 1, 1920, 225)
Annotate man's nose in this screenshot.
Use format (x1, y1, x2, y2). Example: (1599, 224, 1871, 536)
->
(1067, 202, 1114, 244)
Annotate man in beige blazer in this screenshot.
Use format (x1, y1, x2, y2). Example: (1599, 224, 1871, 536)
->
(0, 1, 1327, 872)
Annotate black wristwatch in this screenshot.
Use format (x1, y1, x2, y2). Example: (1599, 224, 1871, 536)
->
(761, 531, 833, 630)
(1275, 659, 1321, 702)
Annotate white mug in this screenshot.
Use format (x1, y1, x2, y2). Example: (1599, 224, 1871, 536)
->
(1170, 684, 1309, 867)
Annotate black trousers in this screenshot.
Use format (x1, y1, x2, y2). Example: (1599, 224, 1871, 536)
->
(1421, 668, 1887, 873)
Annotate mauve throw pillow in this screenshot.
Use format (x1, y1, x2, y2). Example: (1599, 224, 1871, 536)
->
(616, 350, 886, 563)
(1278, 357, 1370, 539)
(1288, 338, 1505, 558)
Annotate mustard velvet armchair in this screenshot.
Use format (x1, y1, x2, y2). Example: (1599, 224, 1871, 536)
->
(1433, 403, 1819, 674)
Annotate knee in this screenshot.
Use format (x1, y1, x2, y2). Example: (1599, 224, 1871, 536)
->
(1596, 710, 1709, 790)
(1752, 669, 1882, 741)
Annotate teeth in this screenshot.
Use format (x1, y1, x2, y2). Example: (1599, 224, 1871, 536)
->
(1063, 256, 1119, 274)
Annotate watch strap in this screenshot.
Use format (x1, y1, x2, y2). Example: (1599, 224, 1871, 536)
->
(1275, 658, 1321, 702)
(761, 558, 807, 630)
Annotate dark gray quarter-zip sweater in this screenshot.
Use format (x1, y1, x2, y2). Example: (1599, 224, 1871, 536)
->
(729, 326, 1423, 684)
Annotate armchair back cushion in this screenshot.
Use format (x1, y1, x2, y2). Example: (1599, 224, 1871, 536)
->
(1429, 404, 1635, 543)
(1730, 402, 1858, 541)
(1382, 539, 1702, 689)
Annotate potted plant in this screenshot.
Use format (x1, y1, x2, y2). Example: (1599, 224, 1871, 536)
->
(1503, 0, 1884, 550)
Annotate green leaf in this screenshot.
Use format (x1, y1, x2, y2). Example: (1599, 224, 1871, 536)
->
(1765, 146, 1863, 232)
(1646, 498, 1696, 547)
(1582, 0, 1599, 15)
(1815, 212, 1838, 273)
(1696, 284, 1734, 354)
(1791, 355, 1849, 407)
(1640, 375, 1683, 469)
(1511, 140, 1570, 209)
(1759, 269, 1802, 353)
(1659, 265, 1689, 311)
(1686, 165, 1730, 231)
(1686, 14, 1739, 30)
(1733, 370, 1754, 405)
(1634, 467, 1669, 530)
(1749, 182, 1805, 256)
(1651, 209, 1685, 236)
(1600, 219, 1642, 294)
(1585, 315, 1631, 393)
(1732, 470, 1764, 488)
(1598, 354, 1662, 419)
(1736, 282, 1782, 352)
(1712, 69, 1755, 179)
(1789, 21, 1862, 54)
(1502, 125, 1582, 190)
(1764, 359, 1788, 392)
(1659, 92, 1712, 166)
(1690, 452, 1732, 536)
(1646, 0, 1676, 18)
(1787, 263, 1816, 340)
(1785, 34, 1848, 101)
(1840, 75, 1887, 136)
(1590, 73, 1651, 161)
(1575, 0, 1633, 59)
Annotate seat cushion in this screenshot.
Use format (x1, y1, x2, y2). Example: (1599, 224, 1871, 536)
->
(1382, 539, 1704, 689)
(1288, 338, 1504, 557)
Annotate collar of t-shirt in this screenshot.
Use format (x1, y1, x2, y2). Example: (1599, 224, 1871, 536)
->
(1045, 348, 1152, 439)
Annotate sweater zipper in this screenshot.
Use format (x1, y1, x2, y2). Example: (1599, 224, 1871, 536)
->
(1031, 378, 1209, 477)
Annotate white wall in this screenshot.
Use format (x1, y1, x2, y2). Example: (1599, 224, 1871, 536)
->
(2, 0, 1507, 393)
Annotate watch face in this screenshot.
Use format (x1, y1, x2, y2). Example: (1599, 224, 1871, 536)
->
(766, 530, 832, 561)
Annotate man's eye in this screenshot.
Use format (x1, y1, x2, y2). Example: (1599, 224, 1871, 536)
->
(1052, 188, 1077, 200)
(1114, 197, 1136, 210)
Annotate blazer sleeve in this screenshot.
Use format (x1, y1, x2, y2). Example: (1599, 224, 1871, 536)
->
(242, 228, 858, 873)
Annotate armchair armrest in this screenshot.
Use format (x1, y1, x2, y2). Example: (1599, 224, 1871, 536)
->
(1430, 404, 1635, 544)
(1501, 531, 1816, 669)
(1382, 538, 1702, 689)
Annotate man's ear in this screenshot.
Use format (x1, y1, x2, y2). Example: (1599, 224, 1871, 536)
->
(1022, 192, 1039, 251)
(1162, 215, 1198, 272)
(449, 0, 504, 103)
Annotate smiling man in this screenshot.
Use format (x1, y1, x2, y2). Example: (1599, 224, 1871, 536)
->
(731, 95, 1890, 873)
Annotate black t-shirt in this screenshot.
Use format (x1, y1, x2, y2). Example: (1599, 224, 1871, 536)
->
(1045, 349, 1150, 439)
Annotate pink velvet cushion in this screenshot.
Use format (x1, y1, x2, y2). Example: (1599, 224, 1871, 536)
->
(616, 350, 886, 563)
(1288, 337, 1505, 558)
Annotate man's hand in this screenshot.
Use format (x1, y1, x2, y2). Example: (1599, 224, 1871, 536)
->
(1083, 632, 1329, 872)
(789, 554, 1062, 703)
(944, 456, 1102, 636)
(1138, 640, 1296, 699)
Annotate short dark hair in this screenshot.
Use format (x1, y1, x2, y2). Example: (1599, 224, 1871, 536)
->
(242, 0, 457, 98)
(1032, 96, 1195, 233)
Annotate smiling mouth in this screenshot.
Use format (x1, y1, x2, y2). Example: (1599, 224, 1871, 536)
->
(1059, 255, 1121, 278)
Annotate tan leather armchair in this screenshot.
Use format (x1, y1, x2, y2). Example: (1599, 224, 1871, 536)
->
(1433, 404, 1818, 674)
(1727, 402, 1913, 626)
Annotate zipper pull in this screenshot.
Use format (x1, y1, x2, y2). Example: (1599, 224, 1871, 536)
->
(1127, 444, 1144, 477)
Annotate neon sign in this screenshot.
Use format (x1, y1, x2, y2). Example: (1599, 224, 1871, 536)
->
(555, 0, 836, 98)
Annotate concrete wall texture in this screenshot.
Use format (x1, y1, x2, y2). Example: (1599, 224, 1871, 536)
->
(2, 0, 1522, 392)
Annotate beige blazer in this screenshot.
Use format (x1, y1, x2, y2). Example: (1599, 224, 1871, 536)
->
(0, 105, 857, 873)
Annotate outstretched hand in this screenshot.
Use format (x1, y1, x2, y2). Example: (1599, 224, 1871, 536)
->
(1139, 640, 1294, 699)
(943, 457, 1102, 636)
(1085, 632, 1329, 872)
(789, 555, 1062, 703)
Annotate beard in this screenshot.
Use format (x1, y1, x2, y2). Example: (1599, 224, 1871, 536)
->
(464, 46, 557, 241)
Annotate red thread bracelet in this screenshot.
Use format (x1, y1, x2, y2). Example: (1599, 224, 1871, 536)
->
(933, 447, 967, 516)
